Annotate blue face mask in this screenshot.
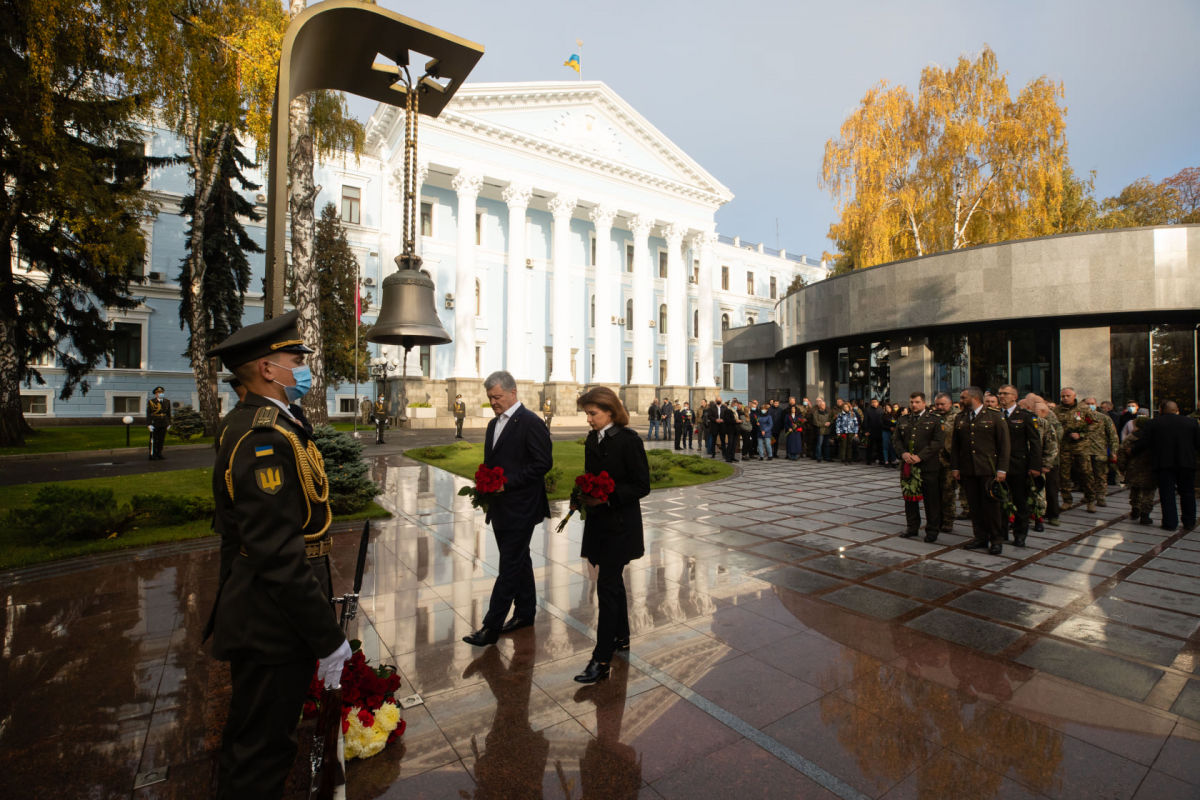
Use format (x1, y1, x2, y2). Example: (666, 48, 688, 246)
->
(269, 362, 312, 402)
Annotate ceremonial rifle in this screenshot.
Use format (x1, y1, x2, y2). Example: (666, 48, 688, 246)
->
(309, 520, 372, 800)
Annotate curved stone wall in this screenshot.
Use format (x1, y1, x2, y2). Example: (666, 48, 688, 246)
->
(777, 225, 1200, 351)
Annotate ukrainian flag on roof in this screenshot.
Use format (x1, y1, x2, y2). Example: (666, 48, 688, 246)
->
(564, 53, 580, 73)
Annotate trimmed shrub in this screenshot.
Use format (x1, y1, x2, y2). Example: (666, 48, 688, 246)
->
(311, 425, 381, 514)
(169, 406, 206, 441)
(544, 466, 563, 494)
(683, 460, 721, 475)
(648, 464, 671, 484)
(7, 486, 135, 544)
(130, 493, 214, 525)
(409, 446, 448, 460)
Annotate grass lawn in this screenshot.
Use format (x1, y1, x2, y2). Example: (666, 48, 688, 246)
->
(404, 440, 733, 501)
(0, 420, 367, 456)
(0, 467, 390, 571)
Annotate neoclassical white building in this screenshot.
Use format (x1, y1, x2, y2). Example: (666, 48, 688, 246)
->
(22, 81, 827, 422)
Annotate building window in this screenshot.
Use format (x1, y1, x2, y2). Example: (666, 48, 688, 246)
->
(770, 276, 777, 299)
(111, 322, 142, 369)
(590, 295, 595, 328)
(338, 398, 358, 414)
(693, 260, 700, 283)
(693, 309, 699, 338)
(659, 361, 667, 386)
(720, 313, 729, 333)
(546, 348, 553, 382)
(722, 364, 731, 390)
(626, 243, 634, 273)
(474, 278, 481, 316)
(626, 356, 633, 384)
(113, 395, 141, 414)
(746, 315, 755, 325)
(625, 299, 633, 331)
(590, 354, 595, 377)
(476, 345, 482, 377)
(420, 201, 433, 237)
(590, 234, 597, 266)
(21, 394, 48, 414)
(721, 265, 729, 290)
(658, 304, 667, 332)
(419, 345, 431, 377)
(475, 210, 484, 246)
(746, 271, 755, 295)
(694, 361, 700, 383)
(658, 250, 668, 279)
(341, 186, 361, 224)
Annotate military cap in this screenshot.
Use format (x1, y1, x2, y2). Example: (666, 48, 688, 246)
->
(206, 310, 313, 370)
(152, 386, 165, 393)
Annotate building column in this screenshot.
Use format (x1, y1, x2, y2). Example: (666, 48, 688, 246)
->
(502, 183, 532, 380)
(590, 205, 618, 384)
(630, 214, 655, 386)
(694, 232, 717, 387)
(547, 193, 577, 383)
(451, 170, 483, 379)
(664, 224, 687, 385)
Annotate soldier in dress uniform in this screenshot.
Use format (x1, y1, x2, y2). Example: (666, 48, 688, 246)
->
(895, 392, 945, 542)
(146, 386, 171, 460)
(202, 310, 350, 800)
(1083, 396, 1119, 508)
(1055, 387, 1097, 512)
(453, 393, 467, 438)
(371, 394, 388, 444)
(997, 384, 1043, 547)
(934, 392, 958, 534)
(951, 386, 1011, 555)
(543, 397, 554, 427)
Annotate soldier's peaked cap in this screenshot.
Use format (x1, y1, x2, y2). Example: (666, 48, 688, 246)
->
(206, 310, 313, 370)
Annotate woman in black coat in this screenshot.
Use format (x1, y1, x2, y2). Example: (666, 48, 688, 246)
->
(573, 386, 650, 683)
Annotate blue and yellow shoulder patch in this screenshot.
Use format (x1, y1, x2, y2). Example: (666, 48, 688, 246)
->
(254, 445, 275, 457)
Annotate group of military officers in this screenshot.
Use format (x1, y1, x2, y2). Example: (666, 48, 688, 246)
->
(893, 384, 1122, 555)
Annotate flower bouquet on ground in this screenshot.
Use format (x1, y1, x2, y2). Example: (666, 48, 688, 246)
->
(555, 471, 616, 533)
(458, 464, 506, 513)
(303, 641, 406, 760)
(900, 460, 923, 502)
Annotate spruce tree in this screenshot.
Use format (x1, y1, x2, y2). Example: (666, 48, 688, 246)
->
(309, 203, 369, 386)
(178, 128, 263, 434)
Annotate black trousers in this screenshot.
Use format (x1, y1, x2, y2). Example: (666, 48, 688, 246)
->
(720, 427, 735, 461)
(676, 423, 692, 449)
(1006, 470, 1031, 539)
(455, 417, 464, 437)
(903, 465, 942, 533)
(483, 525, 536, 630)
(150, 421, 168, 458)
(960, 474, 1004, 545)
(1157, 468, 1197, 530)
(375, 419, 386, 443)
(592, 560, 629, 663)
(1045, 467, 1062, 520)
(218, 657, 314, 800)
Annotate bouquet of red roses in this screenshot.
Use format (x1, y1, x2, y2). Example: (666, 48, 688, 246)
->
(555, 471, 616, 533)
(303, 640, 406, 760)
(458, 463, 506, 513)
(899, 460, 923, 502)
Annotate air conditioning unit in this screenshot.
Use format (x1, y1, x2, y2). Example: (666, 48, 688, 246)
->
(444, 293, 454, 309)
(525, 258, 534, 268)
(148, 271, 162, 281)
(363, 277, 375, 287)
(688, 276, 698, 284)
(648, 320, 656, 328)
(618, 317, 626, 326)
(255, 193, 266, 203)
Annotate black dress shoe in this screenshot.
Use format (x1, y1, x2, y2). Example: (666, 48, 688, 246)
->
(988, 543, 1003, 555)
(614, 636, 630, 651)
(500, 617, 534, 633)
(462, 627, 499, 647)
(923, 533, 939, 543)
(1033, 521, 1044, 532)
(899, 530, 919, 539)
(573, 659, 610, 684)
(963, 540, 989, 550)
(1138, 514, 1153, 525)
(1013, 537, 1026, 548)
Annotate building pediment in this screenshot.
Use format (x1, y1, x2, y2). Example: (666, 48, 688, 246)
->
(368, 81, 733, 207)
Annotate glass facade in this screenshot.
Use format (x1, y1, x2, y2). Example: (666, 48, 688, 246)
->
(931, 334, 968, 396)
(1112, 323, 1199, 414)
(837, 342, 889, 402)
(931, 327, 1057, 397)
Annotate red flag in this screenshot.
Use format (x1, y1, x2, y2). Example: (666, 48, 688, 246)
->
(355, 286, 362, 322)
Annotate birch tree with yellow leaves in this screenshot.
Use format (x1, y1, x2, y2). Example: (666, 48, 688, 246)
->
(823, 46, 1071, 270)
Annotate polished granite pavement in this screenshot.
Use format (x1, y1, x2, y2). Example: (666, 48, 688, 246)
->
(3, 444, 1200, 799)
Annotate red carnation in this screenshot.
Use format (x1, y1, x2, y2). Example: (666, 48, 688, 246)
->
(357, 708, 375, 728)
(342, 718, 350, 734)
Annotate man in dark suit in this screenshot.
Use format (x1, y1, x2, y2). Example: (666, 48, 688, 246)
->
(951, 386, 1011, 555)
(463, 370, 553, 646)
(717, 398, 738, 462)
(997, 384, 1043, 547)
(1133, 401, 1200, 532)
(203, 311, 350, 800)
(675, 401, 694, 450)
(895, 392, 945, 542)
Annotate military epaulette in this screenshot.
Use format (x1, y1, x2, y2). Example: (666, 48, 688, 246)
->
(252, 405, 280, 429)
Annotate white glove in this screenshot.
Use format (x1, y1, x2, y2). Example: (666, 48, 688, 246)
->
(148, 425, 154, 431)
(317, 639, 352, 688)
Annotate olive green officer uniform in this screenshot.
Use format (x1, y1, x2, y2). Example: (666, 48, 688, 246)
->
(203, 311, 345, 800)
(147, 388, 171, 460)
(453, 396, 467, 438)
(950, 405, 1011, 550)
(895, 409, 946, 540)
(1000, 404, 1043, 546)
(1055, 401, 1097, 508)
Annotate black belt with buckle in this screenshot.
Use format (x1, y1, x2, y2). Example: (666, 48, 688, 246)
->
(305, 538, 332, 559)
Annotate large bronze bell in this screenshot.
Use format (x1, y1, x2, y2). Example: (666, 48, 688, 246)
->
(368, 254, 452, 348)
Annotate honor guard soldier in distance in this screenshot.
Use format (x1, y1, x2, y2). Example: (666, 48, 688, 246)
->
(453, 393, 467, 438)
(146, 386, 171, 459)
(372, 394, 388, 444)
(203, 311, 351, 800)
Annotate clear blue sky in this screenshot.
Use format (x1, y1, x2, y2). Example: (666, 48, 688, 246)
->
(357, 0, 1199, 258)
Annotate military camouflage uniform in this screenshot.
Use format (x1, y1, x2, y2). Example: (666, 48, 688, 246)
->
(938, 408, 957, 532)
(1116, 427, 1155, 517)
(1086, 411, 1119, 507)
(1055, 402, 1096, 508)
(1031, 416, 1059, 522)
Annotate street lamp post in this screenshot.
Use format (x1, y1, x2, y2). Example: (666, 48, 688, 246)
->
(370, 357, 402, 423)
(122, 415, 134, 447)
